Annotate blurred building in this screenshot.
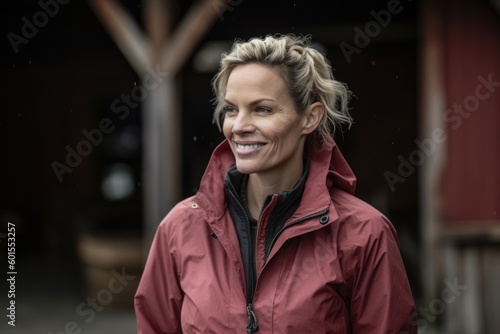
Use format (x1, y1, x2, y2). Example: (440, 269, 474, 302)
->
(420, 1, 500, 332)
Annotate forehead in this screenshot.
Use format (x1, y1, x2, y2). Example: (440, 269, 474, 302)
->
(225, 64, 288, 100)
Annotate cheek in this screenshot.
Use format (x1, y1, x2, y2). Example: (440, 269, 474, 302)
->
(266, 122, 302, 143)
(222, 120, 232, 139)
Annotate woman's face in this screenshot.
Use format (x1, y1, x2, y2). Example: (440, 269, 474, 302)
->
(222, 63, 310, 177)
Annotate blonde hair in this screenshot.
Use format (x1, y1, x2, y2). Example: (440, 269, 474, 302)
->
(211, 33, 353, 143)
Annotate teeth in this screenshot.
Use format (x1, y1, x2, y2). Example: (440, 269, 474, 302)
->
(237, 144, 262, 150)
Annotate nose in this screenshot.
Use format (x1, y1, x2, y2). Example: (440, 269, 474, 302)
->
(231, 111, 255, 135)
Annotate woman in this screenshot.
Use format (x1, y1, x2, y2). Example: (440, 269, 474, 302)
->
(134, 33, 417, 333)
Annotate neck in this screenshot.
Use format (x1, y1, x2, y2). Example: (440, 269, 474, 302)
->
(246, 162, 303, 220)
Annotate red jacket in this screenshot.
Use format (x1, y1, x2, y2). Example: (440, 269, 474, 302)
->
(134, 139, 417, 333)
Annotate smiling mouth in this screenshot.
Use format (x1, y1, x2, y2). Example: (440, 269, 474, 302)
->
(234, 142, 266, 155)
(237, 143, 264, 151)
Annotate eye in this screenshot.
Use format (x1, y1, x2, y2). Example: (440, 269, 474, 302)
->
(223, 105, 237, 114)
(256, 107, 271, 113)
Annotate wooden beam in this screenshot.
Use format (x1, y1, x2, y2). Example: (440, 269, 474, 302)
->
(161, 0, 229, 74)
(144, 0, 174, 59)
(88, 0, 227, 253)
(88, 0, 152, 76)
(419, 0, 446, 307)
(140, 0, 229, 250)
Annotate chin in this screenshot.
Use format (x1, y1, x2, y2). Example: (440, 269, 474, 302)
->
(235, 161, 261, 175)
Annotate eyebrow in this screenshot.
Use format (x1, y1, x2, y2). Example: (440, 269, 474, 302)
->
(223, 98, 277, 105)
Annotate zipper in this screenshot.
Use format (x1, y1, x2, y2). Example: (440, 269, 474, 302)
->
(227, 189, 259, 332)
(266, 208, 330, 258)
(228, 192, 328, 333)
(246, 303, 258, 333)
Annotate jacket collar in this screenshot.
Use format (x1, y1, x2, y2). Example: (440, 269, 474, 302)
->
(193, 138, 357, 223)
(223, 158, 309, 219)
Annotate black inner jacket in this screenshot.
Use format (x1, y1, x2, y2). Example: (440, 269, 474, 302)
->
(224, 159, 310, 302)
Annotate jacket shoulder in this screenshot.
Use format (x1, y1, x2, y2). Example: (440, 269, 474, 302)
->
(330, 187, 404, 277)
(157, 196, 209, 232)
(331, 188, 396, 238)
(329, 190, 416, 332)
(329, 188, 402, 271)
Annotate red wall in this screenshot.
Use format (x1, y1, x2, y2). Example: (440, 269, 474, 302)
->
(441, 0, 500, 225)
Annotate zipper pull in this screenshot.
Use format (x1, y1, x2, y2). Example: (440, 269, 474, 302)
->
(246, 303, 259, 333)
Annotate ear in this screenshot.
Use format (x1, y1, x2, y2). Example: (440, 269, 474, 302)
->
(301, 102, 324, 135)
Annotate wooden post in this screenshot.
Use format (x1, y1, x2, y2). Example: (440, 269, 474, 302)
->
(88, 0, 228, 254)
(419, 0, 446, 306)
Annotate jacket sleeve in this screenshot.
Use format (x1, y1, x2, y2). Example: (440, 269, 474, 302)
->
(134, 219, 184, 334)
(346, 214, 418, 333)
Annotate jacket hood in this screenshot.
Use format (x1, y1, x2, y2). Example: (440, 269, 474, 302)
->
(194, 138, 357, 221)
(305, 137, 357, 195)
